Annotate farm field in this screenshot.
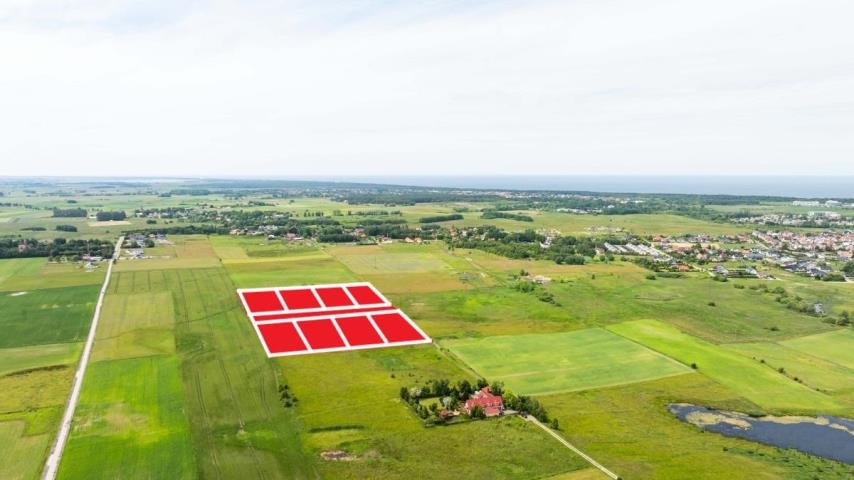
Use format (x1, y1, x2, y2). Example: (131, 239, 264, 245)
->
(445, 328, 691, 395)
(57, 239, 596, 480)
(0, 257, 96, 480)
(608, 320, 848, 414)
(0, 342, 82, 377)
(0, 285, 101, 348)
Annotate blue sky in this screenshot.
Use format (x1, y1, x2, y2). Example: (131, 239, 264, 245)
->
(1, 0, 853, 176)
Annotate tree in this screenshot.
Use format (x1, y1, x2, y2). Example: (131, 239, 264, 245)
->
(469, 405, 485, 419)
(399, 387, 410, 402)
(476, 378, 488, 389)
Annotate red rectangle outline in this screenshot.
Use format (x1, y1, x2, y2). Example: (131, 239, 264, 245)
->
(247, 309, 431, 358)
(237, 282, 391, 315)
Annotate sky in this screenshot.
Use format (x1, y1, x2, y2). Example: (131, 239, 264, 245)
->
(1, 0, 853, 177)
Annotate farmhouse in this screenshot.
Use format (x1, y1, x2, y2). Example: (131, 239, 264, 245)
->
(465, 387, 504, 417)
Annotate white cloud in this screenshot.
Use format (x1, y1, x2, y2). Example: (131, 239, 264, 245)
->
(1, 0, 853, 176)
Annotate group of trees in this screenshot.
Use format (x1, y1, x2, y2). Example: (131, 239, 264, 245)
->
(52, 207, 87, 217)
(399, 378, 501, 425)
(0, 238, 113, 259)
(396, 377, 557, 428)
(481, 210, 533, 222)
(445, 227, 600, 265)
(95, 211, 127, 221)
(419, 214, 463, 223)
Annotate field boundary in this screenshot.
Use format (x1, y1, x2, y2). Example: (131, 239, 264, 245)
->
(41, 236, 123, 480)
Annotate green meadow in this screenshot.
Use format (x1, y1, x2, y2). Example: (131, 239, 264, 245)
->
(446, 328, 691, 395)
(608, 320, 847, 413)
(781, 329, 854, 370)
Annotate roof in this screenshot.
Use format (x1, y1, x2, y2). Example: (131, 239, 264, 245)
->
(465, 387, 504, 416)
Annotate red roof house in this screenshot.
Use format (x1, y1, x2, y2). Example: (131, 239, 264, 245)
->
(464, 387, 504, 417)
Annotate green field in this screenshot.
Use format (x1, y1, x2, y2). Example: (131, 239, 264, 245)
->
(0, 342, 82, 377)
(724, 342, 854, 393)
(608, 320, 847, 413)
(446, 328, 692, 395)
(0, 255, 103, 480)
(0, 285, 100, 348)
(781, 329, 854, 370)
(2, 184, 853, 480)
(59, 356, 196, 479)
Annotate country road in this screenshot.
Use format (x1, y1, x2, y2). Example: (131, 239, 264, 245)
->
(41, 236, 124, 480)
(522, 415, 620, 480)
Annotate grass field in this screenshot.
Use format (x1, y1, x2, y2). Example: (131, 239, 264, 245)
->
(115, 235, 221, 271)
(276, 344, 589, 479)
(446, 328, 691, 395)
(608, 320, 847, 414)
(540, 373, 853, 480)
(781, 329, 854, 370)
(724, 342, 854, 393)
(396, 287, 589, 338)
(0, 258, 105, 292)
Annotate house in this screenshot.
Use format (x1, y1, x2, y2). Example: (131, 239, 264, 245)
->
(464, 387, 504, 417)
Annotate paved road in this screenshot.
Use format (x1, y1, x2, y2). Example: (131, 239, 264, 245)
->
(523, 415, 620, 480)
(41, 236, 124, 480)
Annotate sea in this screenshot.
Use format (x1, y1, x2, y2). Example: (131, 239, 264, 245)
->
(311, 175, 854, 199)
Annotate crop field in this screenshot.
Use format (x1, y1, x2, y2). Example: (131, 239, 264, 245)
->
(90, 291, 176, 362)
(55, 236, 597, 480)
(0, 342, 82, 377)
(781, 329, 854, 370)
(0, 284, 100, 348)
(0, 255, 103, 480)
(608, 320, 847, 413)
(59, 355, 196, 479)
(446, 328, 691, 395)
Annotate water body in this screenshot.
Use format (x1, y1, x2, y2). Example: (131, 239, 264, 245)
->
(312, 175, 854, 198)
(668, 403, 854, 464)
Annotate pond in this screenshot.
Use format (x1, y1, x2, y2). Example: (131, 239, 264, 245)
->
(668, 403, 854, 464)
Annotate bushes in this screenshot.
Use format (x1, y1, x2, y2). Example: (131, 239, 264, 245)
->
(55, 225, 78, 232)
